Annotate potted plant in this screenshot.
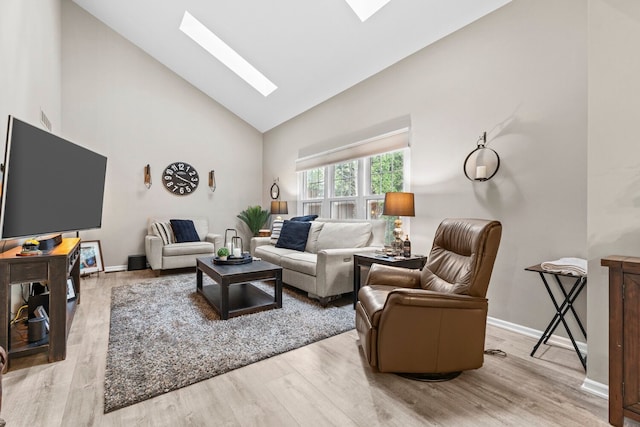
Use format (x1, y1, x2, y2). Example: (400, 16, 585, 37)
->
(217, 247, 229, 261)
(237, 205, 270, 236)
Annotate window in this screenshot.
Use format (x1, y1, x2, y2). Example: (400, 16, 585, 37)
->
(367, 151, 406, 242)
(370, 151, 404, 195)
(298, 149, 408, 243)
(334, 160, 357, 197)
(302, 168, 324, 199)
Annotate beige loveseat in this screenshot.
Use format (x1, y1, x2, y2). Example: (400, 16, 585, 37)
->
(145, 217, 223, 271)
(251, 218, 385, 305)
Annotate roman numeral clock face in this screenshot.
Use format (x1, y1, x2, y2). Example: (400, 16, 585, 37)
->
(162, 162, 199, 195)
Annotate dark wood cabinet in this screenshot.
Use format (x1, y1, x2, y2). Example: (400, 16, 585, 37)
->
(0, 238, 80, 364)
(602, 256, 640, 426)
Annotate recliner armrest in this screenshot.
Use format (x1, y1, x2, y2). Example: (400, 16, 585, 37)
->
(317, 246, 379, 257)
(365, 264, 421, 289)
(385, 288, 487, 310)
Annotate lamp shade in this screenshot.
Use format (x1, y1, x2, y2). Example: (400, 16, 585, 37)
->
(382, 192, 415, 217)
(270, 201, 288, 215)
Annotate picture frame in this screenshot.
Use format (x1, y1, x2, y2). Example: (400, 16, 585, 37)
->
(80, 240, 104, 275)
(66, 277, 76, 301)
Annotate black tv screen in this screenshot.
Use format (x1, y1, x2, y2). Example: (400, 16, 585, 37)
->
(0, 116, 107, 240)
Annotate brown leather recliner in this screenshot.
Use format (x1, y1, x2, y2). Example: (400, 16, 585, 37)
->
(355, 218, 502, 379)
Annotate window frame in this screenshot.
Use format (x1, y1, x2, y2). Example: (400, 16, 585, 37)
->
(298, 148, 410, 225)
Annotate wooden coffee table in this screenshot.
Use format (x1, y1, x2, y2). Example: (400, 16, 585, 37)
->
(196, 257, 282, 320)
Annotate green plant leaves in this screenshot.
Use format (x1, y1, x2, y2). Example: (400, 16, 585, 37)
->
(237, 205, 270, 236)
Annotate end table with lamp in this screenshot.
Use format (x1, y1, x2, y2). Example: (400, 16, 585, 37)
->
(382, 192, 415, 256)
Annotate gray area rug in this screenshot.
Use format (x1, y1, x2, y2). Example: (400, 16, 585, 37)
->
(104, 273, 354, 413)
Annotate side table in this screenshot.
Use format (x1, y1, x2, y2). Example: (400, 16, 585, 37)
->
(353, 252, 426, 308)
(0, 238, 81, 364)
(524, 264, 587, 370)
(257, 229, 271, 237)
(196, 257, 282, 320)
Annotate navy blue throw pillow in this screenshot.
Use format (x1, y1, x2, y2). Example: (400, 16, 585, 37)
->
(290, 215, 318, 222)
(275, 220, 312, 251)
(170, 219, 200, 243)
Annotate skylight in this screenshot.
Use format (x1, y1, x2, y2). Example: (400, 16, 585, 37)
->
(344, 0, 391, 22)
(179, 11, 277, 97)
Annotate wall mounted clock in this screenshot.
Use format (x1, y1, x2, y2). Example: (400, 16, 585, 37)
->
(162, 162, 199, 195)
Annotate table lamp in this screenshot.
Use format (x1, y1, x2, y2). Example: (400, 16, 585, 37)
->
(382, 192, 415, 255)
(270, 201, 288, 220)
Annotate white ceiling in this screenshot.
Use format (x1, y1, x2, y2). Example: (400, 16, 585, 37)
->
(72, 0, 511, 132)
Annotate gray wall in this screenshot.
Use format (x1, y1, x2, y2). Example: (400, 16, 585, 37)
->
(1, 0, 263, 267)
(61, 0, 263, 267)
(587, 0, 640, 387)
(0, 0, 61, 144)
(0, 0, 63, 310)
(264, 0, 589, 373)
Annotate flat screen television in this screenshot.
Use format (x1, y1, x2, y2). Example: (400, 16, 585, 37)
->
(0, 116, 108, 240)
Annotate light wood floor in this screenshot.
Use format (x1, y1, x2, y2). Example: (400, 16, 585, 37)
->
(0, 270, 617, 426)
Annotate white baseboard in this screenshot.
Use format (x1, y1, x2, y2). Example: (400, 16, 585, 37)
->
(487, 316, 587, 354)
(581, 378, 608, 399)
(488, 316, 608, 400)
(105, 265, 127, 273)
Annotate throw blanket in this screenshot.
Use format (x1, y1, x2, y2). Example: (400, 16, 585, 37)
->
(541, 257, 587, 276)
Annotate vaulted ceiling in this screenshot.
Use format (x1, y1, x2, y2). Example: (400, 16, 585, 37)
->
(72, 0, 511, 132)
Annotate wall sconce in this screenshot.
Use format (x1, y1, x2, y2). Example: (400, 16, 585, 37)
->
(144, 164, 152, 189)
(463, 132, 500, 181)
(271, 200, 288, 220)
(208, 170, 216, 192)
(382, 192, 415, 255)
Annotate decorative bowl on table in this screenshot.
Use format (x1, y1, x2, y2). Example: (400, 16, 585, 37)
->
(19, 239, 41, 256)
(213, 253, 253, 265)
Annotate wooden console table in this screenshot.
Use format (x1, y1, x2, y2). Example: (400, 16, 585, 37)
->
(602, 255, 640, 426)
(0, 238, 80, 364)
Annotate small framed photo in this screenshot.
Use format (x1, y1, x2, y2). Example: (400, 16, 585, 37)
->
(66, 277, 76, 301)
(80, 240, 104, 275)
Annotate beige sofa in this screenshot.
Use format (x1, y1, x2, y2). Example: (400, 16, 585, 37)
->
(251, 218, 385, 304)
(145, 217, 223, 271)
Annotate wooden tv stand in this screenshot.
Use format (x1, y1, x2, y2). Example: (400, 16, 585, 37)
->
(0, 238, 80, 364)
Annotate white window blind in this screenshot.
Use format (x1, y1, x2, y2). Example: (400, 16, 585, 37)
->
(295, 116, 411, 172)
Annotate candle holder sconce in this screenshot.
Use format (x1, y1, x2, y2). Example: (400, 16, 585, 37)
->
(144, 164, 152, 189)
(208, 170, 216, 192)
(463, 132, 500, 182)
